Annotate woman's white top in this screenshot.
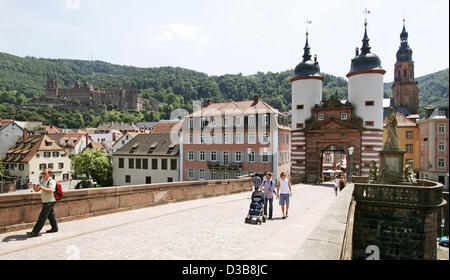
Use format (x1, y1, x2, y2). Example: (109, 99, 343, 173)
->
(279, 178, 290, 194)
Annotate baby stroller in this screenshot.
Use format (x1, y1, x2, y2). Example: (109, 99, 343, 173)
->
(245, 190, 266, 225)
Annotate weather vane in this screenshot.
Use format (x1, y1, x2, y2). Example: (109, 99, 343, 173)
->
(363, 8, 371, 25)
(305, 18, 312, 35)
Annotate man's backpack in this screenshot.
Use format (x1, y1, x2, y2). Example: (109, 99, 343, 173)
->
(49, 179, 64, 200)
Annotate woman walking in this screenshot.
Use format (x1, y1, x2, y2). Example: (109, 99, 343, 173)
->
(276, 172, 292, 219)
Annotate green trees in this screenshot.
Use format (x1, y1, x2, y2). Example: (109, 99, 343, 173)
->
(1, 51, 448, 123)
(69, 149, 112, 187)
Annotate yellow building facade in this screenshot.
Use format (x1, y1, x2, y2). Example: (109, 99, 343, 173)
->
(383, 112, 420, 172)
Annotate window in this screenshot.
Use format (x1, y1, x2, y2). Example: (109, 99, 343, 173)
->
(199, 151, 206, 161)
(438, 124, 445, 134)
(167, 177, 173, 182)
(235, 117, 242, 126)
(296, 123, 304, 129)
(406, 131, 413, 139)
(201, 117, 208, 128)
(59, 163, 64, 169)
(223, 133, 231, 144)
(200, 134, 205, 144)
(188, 118, 194, 129)
(188, 134, 193, 144)
(318, 114, 324, 121)
(235, 152, 242, 162)
(248, 151, 255, 162)
(170, 159, 177, 170)
(211, 170, 217, 180)
(296, 104, 304, 110)
(143, 159, 149, 169)
(210, 134, 217, 144)
(406, 144, 413, 153)
(261, 132, 270, 144)
(365, 101, 375, 106)
(152, 159, 158, 169)
(248, 115, 256, 126)
(125, 175, 131, 183)
(248, 133, 257, 144)
(187, 168, 195, 179)
(365, 121, 374, 126)
(44, 152, 51, 158)
(136, 158, 142, 169)
(53, 152, 60, 157)
(188, 151, 195, 161)
(262, 150, 269, 162)
(199, 169, 206, 180)
(19, 164, 24, 171)
(235, 133, 244, 144)
(438, 141, 445, 151)
(438, 158, 445, 168)
(161, 159, 168, 170)
(129, 158, 134, 169)
(210, 118, 216, 127)
(262, 114, 270, 125)
(222, 171, 229, 180)
(146, 176, 152, 184)
(223, 117, 229, 127)
(119, 158, 124, 168)
(210, 151, 217, 161)
(341, 113, 348, 120)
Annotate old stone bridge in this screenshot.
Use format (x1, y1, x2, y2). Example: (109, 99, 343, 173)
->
(0, 177, 447, 260)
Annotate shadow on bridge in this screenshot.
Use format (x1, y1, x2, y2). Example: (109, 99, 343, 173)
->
(2, 234, 29, 242)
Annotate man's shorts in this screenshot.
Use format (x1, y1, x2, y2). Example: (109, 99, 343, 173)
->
(279, 193, 290, 206)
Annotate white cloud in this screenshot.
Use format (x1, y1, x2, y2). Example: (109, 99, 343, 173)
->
(153, 23, 213, 54)
(65, 0, 80, 10)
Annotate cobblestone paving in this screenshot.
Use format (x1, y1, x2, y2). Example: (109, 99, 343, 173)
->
(0, 183, 336, 260)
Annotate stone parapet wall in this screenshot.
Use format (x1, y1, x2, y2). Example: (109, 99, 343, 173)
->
(352, 180, 445, 260)
(0, 178, 252, 234)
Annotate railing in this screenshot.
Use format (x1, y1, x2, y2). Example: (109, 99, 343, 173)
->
(353, 179, 444, 207)
(207, 161, 243, 169)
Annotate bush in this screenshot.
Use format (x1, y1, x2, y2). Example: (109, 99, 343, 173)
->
(75, 180, 93, 189)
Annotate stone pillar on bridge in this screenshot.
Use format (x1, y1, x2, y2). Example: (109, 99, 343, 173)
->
(352, 180, 446, 260)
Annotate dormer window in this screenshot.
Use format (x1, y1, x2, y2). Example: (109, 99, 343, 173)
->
(318, 114, 324, 121)
(130, 143, 139, 153)
(167, 143, 175, 154)
(148, 143, 157, 154)
(341, 113, 348, 120)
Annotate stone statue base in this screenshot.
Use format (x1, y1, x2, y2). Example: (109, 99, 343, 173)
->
(378, 149, 406, 184)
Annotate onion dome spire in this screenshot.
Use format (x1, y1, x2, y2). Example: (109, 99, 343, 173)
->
(396, 19, 413, 62)
(348, 19, 384, 75)
(293, 30, 321, 78)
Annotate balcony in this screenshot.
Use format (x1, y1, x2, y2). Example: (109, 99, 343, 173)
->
(207, 161, 243, 169)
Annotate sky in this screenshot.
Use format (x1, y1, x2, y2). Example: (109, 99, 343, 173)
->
(0, 0, 448, 82)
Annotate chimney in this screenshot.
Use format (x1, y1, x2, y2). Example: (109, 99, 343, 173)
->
(23, 128, 28, 139)
(253, 95, 259, 104)
(206, 99, 211, 107)
(85, 133, 89, 145)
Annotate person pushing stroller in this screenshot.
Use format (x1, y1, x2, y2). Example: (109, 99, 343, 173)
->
(259, 172, 276, 220)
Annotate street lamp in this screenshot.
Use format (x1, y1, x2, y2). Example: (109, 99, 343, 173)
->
(247, 148, 252, 176)
(348, 147, 354, 183)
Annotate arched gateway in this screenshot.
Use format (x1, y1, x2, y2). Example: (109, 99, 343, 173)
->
(290, 21, 385, 184)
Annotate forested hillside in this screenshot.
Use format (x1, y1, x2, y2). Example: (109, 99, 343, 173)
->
(0, 52, 448, 128)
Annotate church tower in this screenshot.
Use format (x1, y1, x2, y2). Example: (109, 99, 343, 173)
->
(290, 30, 323, 182)
(392, 20, 419, 115)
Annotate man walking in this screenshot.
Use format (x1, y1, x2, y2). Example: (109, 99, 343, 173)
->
(259, 172, 275, 220)
(27, 168, 58, 237)
(252, 174, 261, 192)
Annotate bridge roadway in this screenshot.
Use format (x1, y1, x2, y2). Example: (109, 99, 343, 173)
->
(0, 183, 337, 260)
